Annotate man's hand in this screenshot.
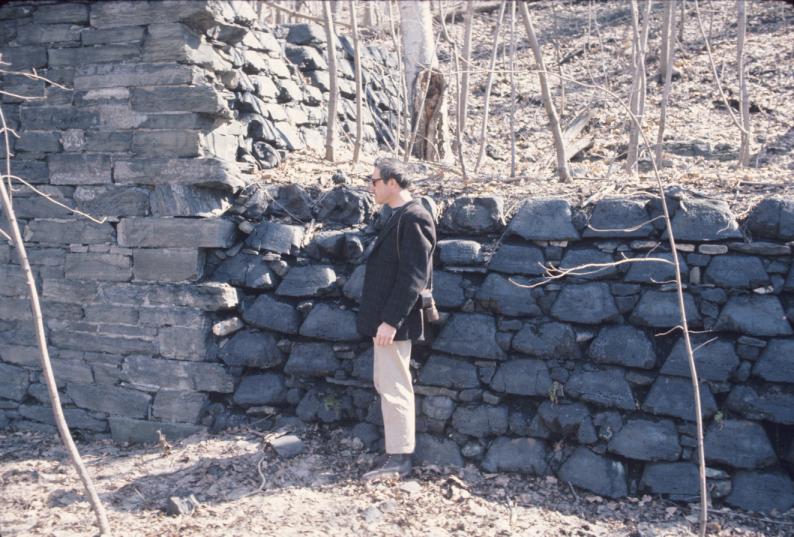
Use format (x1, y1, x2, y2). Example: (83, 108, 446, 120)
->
(374, 322, 397, 346)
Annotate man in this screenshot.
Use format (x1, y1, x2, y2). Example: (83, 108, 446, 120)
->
(356, 158, 436, 481)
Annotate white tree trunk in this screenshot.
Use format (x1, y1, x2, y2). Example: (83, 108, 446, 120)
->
(399, 1, 437, 108)
(322, 2, 339, 162)
(655, 0, 675, 163)
(626, 0, 651, 173)
(459, 0, 475, 133)
(474, 0, 507, 173)
(350, 0, 363, 164)
(737, 0, 751, 166)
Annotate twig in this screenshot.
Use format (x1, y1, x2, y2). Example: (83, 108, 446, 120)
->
(4, 174, 107, 224)
(567, 481, 580, 502)
(264, 1, 352, 29)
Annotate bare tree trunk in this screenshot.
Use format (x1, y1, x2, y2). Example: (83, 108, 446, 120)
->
(509, 0, 517, 177)
(387, 0, 407, 156)
(679, 0, 686, 44)
(518, 2, 571, 182)
(474, 0, 507, 173)
(363, 0, 374, 27)
(459, 0, 474, 134)
(350, 0, 364, 164)
(0, 106, 112, 536)
(438, 0, 469, 181)
(737, 0, 751, 166)
(399, 0, 450, 161)
(655, 0, 675, 163)
(322, 2, 339, 162)
(626, 0, 651, 173)
(549, 1, 565, 116)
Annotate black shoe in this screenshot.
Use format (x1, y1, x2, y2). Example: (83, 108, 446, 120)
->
(361, 454, 412, 482)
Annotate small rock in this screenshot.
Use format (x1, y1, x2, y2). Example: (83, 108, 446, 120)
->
(166, 495, 200, 516)
(270, 434, 304, 458)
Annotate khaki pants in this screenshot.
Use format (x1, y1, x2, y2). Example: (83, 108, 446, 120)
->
(372, 339, 415, 454)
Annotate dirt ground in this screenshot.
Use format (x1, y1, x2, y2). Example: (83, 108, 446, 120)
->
(1, 426, 793, 537)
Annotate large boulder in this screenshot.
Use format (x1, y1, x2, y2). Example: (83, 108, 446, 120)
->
(565, 369, 636, 410)
(641, 462, 699, 498)
(624, 252, 688, 283)
(219, 329, 283, 368)
(489, 359, 552, 397)
(507, 198, 580, 240)
(558, 447, 628, 498)
(583, 198, 654, 238)
(432, 271, 466, 309)
(665, 198, 742, 241)
(437, 240, 483, 266)
(725, 384, 794, 425)
(726, 471, 794, 513)
(414, 433, 463, 467)
(704, 420, 777, 469)
(551, 283, 620, 324)
(432, 313, 507, 360)
(714, 295, 792, 337)
(314, 186, 374, 226)
(284, 342, 341, 378)
(558, 248, 618, 280)
(512, 322, 581, 359)
(588, 325, 656, 369)
(475, 273, 542, 317)
(607, 419, 681, 461)
(211, 252, 276, 290)
(482, 437, 550, 475)
(439, 196, 504, 234)
(660, 336, 739, 382)
(245, 221, 304, 255)
(299, 304, 360, 341)
(629, 290, 701, 328)
(418, 354, 480, 389)
(487, 243, 546, 276)
(276, 265, 336, 297)
(242, 294, 300, 335)
(753, 339, 794, 383)
(233, 373, 287, 406)
(704, 255, 769, 288)
(642, 376, 718, 421)
(451, 405, 508, 437)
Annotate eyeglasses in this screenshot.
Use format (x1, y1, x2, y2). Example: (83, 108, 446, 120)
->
(370, 176, 383, 186)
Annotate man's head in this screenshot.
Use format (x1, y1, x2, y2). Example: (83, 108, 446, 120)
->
(370, 157, 411, 206)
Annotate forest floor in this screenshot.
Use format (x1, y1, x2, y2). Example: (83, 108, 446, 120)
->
(273, 0, 793, 219)
(2, 427, 793, 537)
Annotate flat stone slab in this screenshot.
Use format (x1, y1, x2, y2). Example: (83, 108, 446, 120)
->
(558, 248, 618, 280)
(451, 405, 508, 437)
(558, 447, 628, 498)
(482, 437, 550, 475)
(233, 373, 287, 406)
(551, 283, 620, 324)
(641, 462, 699, 498)
(418, 354, 480, 389)
(299, 303, 360, 341)
(246, 221, 305, 255)
(270, 434, 304, 458)
(276, 265, 336, 297)
(726, 471, 794, 513)
(726, 384, 794, 425)
(642, 376, 718, 421)
(487, 243, 546, 275)
(584, 198, 654, 238)
(414, 433, 463, 467)
(242, 294, 300, 335)
(714, 295, 793, 337)
(284, 342, 341, 378)
(565, 369, 636, 410)
(508, 198, 580, 241)
(512, 322, 581, 359)
(661, 336, 739, 382)
(475, 273, 542, 317)
(607, 419, 681, 461)
(629, 290, 701, 328)
(489, 359, 552, 397)
(118, 217, 236, 248)
(432, 313, 507, 360)
(432, 271, 465, 309)
(219, 329, 283, 368)
(624, 252, 688, 283)
(588, 325, 656, 369)
(705, 420, 777, 469)
(437, 240, 483, 266)
(665, 198, 742, 241)
(212, 253, 276, 290)
(753, 339, 794, 383)
(704, 255, 769, 288)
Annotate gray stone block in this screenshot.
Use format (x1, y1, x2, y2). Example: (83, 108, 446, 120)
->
(50, 330, 157, 356)
(665, 198, 742, 241)
(780, 199, 794, 240)
(452, 405, 508, 437)
(588, 325, 656, 369)
(101, 282, 238, 311)
(551, 283, 620, 324)
(19, 405, 107, 432)
(42, 278, 99, 303)
(489, 359, 552, 396)
(630, 290, 701, 328)
(440, 196, 504, 234)
(642, 376, 718, 421)
(276, 265, 336, 297)
(487, 243, 546, 276)
(286, 23, 326, 46)
(67, 382, 151, 418)
(219, 329, 282, 368)
(0, 46, 47, 69)
(246, 222, 305, 254)
(74, 186, 149, 217)
(314, 186, 374, 226)
(16, 130, 61, 153)
(34, 3, 89, 23)
(418, 354, 480, 389)
(80, 25, 146, 46)
(566, 369, 636, 410)
(131, 130, 202, 158)
(242, 294, 300, 335)
(109, 416, 204, 444)
(90, 1, 215, 29)
(705, 420, 776, 469)
(414, 433, 463, 467)
(122, 356, 233, 393)
(65, 253, 131, 282)
(726, 385, 794, 425)
(158, 325, 212, 361)
(704, 255, 769, 288)
(74, 63, 199, 90)
(149, 184, 231, 218)
(0, 363, 29, 401)
(433, 271, 465, 309)
(584, 198, 654, 238)
(16, 23, 81, 45)
(558, 447, 628, 498)
(641, 462, 699, 497)
(508, 198, 580, 241)
(212, 253, 276, 290)
(285, 342, 340, 378)
(437, 240, 482, 266)
(115, 158, 244, 191)
(607, 419, 680, 461)
(153, 389, 207, 423)
(753, 339, 794, 383)
(512, 322, 581, 359)
(558, 248, 618, 280)
(536, 401, 593, 440)
(130, 85, 224, 114)
(482, 437, 550, 475)
(661, 336, 739, 382)
(25, 218, 114, 245)
(432, 313, 507, 360)
(624, 252, 689, 283)
(715, 295, 793, 336)
(233, 373, 287, 407)
(132, 248, 204, 282)
(299, 304, 360, 341)
(476, 273, 541, 317)
(118, 217, 236, 248)
(422, 396, 455, 421)
(726, 471, 794, 513)
(48, 45, 140, 66)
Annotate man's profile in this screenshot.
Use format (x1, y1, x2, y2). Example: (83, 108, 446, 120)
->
(356, 157, 437, 481)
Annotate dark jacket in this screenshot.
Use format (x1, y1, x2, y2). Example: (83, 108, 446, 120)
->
(356, 200, 436, 342)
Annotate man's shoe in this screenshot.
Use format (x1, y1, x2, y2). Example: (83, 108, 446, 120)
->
(361, 454, 412, 482)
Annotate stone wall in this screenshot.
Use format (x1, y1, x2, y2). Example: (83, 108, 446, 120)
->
(1, 0, 793, 515)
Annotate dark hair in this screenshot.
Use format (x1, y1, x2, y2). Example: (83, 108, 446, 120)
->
(374, 157, 411, 189)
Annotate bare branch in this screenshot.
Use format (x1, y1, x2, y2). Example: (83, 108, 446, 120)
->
(586, 215, 666, 233)
(3, 174, 107, 224)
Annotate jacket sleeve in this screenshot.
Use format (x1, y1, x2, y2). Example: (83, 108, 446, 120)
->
(379, 211, 435, 329)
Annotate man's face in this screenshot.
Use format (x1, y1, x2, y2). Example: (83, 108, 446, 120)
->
(369, 166, 393, 205)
